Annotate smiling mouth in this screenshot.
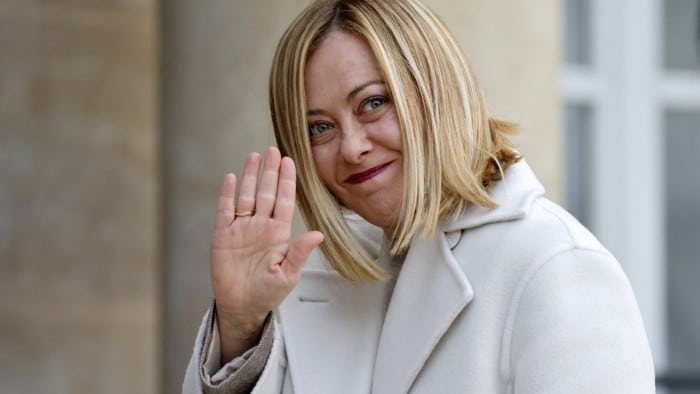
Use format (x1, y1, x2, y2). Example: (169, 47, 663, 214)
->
(344, 161, 394, 184)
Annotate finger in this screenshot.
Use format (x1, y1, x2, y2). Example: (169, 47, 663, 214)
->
(214, 173, 236, 230)
(236, 152, 261, 215)
(255, 147, 282, 218)
(279, 231, 324, 278)
(272, 156, 297, 223)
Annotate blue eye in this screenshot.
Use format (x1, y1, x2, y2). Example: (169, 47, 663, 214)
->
(362, 97, 386, 112)
(308, 122, 332, 136)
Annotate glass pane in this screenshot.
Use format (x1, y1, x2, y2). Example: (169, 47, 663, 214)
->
(565, 102, 594, 228)
(565, 0, 592, 65)
(664, 110, 700, 389)
(664, 0, 700, 71)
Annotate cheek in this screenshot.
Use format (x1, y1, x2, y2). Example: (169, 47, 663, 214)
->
(380, 111, 403, 151)
(311, 147, 336, 186)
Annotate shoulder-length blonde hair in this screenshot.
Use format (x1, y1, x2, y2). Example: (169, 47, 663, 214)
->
(269, 0, 520, 284)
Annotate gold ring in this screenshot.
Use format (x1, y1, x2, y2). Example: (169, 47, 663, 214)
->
(235, 210, 255, 217)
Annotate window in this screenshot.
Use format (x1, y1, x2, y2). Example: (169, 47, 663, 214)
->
(563, 0, 700, 391)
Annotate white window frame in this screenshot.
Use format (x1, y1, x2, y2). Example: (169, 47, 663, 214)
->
(562, 0, 700, 374)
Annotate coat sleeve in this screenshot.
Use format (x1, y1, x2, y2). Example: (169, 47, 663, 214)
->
(506, 248, 656, 394)
(182, 308, 289, 394)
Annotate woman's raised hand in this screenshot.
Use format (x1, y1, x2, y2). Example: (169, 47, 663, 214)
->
(210, 147, 324, 361)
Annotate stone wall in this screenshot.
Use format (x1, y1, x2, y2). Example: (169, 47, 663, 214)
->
(0, 1, 158, 393)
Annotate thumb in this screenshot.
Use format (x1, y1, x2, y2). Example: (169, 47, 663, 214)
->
(283, 231, 324, 276)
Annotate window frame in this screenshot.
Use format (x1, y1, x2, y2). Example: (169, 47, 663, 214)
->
(562, 0, 700, 380)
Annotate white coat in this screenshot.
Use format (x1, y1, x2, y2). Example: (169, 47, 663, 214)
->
(184, 161, 655, 393)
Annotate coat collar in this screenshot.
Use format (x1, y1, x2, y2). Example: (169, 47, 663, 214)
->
(442, 159, 545, 232)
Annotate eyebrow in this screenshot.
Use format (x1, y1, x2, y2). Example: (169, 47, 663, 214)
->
(307, 80, 385, 117)
(348, 80, 384, 102)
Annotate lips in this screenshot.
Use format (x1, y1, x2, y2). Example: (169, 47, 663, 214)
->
(344, 161, 394, 184)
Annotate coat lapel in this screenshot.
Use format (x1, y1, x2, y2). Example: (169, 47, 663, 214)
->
(279, 216, 389, 393)
(443, 160, 545, 232)
(279, 256, 392, 393)
(372, 230, 474, 393)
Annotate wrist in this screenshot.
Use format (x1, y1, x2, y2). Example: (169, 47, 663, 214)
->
(217, 310, 268, 339)
(215, 309, 269, 363)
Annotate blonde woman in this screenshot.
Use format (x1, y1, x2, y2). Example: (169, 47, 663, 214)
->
(184, 0, 655, 392)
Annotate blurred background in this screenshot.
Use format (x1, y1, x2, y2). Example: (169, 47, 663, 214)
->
(0, 0, 697, 393)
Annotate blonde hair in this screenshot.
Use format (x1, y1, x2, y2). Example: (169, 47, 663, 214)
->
(269, 0, 520, 284)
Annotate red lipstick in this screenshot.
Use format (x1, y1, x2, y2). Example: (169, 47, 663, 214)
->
(344, 161, 393, 184)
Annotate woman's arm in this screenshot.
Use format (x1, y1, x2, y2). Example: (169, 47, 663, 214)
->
(182, 307, 284, 394)
(507, 249, 655, 393)
(184, 147, 321, 393)
(209, 148, 322, 364)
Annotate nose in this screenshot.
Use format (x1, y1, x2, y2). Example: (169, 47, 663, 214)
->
(340, 119, 372, 164)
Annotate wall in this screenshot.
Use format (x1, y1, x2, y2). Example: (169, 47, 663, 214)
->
(0, 1, 159, 393)
(431, 1, 562, 199)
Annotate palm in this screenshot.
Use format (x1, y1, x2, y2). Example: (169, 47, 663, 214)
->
(211, 216, 294, 313)
(209, 147, 323, 323)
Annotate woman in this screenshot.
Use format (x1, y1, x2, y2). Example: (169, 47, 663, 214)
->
(184, 0, 655, 392)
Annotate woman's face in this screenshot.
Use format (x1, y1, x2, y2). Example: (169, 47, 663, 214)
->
(305, 30, 404, 234)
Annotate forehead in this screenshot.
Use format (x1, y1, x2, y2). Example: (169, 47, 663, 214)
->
(304, 31, 383, 101)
